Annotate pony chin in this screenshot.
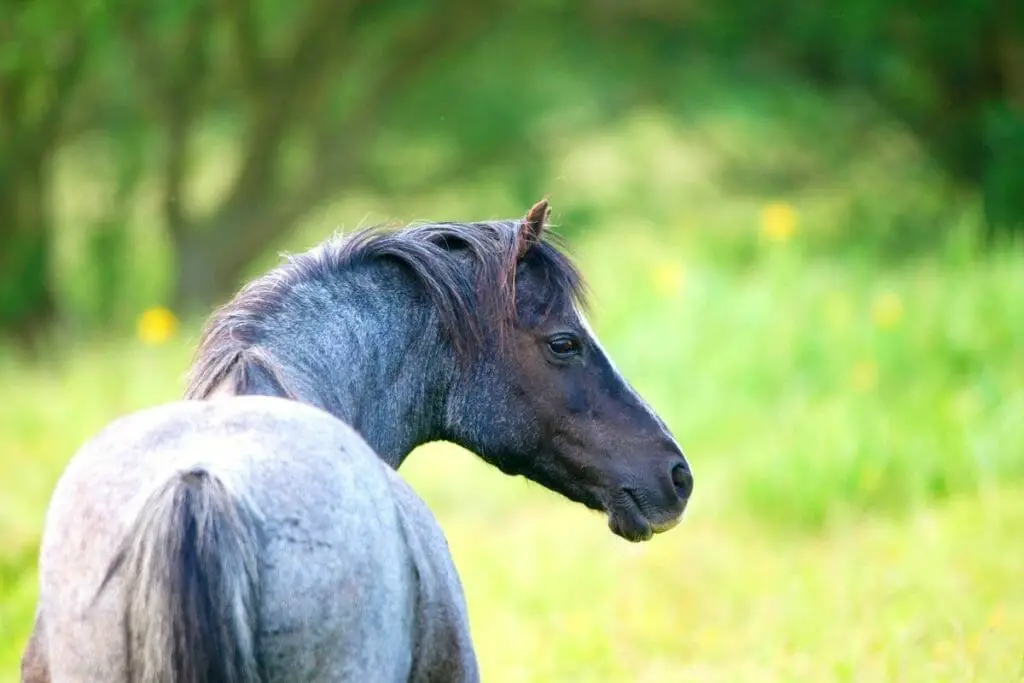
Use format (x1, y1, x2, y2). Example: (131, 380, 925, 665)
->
(650, 515, 682, 534)
(604, 490, 685, 542)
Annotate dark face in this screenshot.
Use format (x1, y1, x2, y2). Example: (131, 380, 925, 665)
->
(447, 257, 693, 543)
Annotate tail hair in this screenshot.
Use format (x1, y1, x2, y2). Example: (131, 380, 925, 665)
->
(100, 467, 265, 683)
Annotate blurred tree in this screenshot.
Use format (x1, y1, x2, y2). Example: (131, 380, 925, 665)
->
(602, 0, 1024, 238)
(0, 2, 91, 343)
(1, 0, 569, 339)
(116, 0, 525, 313)
(3, 0, 1021, 345)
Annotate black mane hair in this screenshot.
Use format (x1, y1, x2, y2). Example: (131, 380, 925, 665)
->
(183, 219, 588, 401)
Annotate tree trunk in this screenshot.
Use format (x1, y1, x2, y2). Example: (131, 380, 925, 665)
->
(171, 233, 229, 318)
(0, 159, 57, 349)
(169, 188, 329, 317)
(171, 210, 289, 317)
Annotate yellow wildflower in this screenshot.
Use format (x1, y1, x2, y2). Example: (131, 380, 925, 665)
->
(760, 201, 798, 242)
(850, 360, 878, 392)
(871, 292, 903, 329)
(652, 261, 685, 298)
(137, 306, 178, 346)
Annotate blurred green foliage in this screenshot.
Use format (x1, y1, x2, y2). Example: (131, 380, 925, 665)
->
(0, 0, 1021, 342)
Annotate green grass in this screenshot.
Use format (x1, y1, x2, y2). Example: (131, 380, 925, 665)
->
(1, 219, 1023, 681)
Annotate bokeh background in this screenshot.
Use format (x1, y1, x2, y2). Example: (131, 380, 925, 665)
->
(2, 1, 1023, 680)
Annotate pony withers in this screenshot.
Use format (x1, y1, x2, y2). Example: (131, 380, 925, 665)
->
(24, 199, 693, 683)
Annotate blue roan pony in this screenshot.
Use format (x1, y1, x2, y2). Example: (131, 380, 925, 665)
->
(23, 200, 693, 682)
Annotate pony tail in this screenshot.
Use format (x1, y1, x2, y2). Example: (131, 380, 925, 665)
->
(110, 467, 264, 683)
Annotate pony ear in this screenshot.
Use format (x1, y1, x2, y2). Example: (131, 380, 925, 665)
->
(517, 198, 550, 259)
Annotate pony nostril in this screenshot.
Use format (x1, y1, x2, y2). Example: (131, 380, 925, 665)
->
(670, 462, 693, 500)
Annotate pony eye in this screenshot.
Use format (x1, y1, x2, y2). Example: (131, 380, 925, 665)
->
(547, 335, 581, 359)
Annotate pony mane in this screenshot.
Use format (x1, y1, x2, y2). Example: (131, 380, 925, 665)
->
(183, 219, 588, 400)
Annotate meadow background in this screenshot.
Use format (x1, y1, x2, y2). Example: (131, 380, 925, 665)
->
(2, 2, 1023, 681)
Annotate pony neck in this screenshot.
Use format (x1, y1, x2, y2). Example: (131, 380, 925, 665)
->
(242, 264, 455, 469)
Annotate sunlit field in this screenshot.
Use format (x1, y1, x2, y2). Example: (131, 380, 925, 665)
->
(2, 209, 1022, 681)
